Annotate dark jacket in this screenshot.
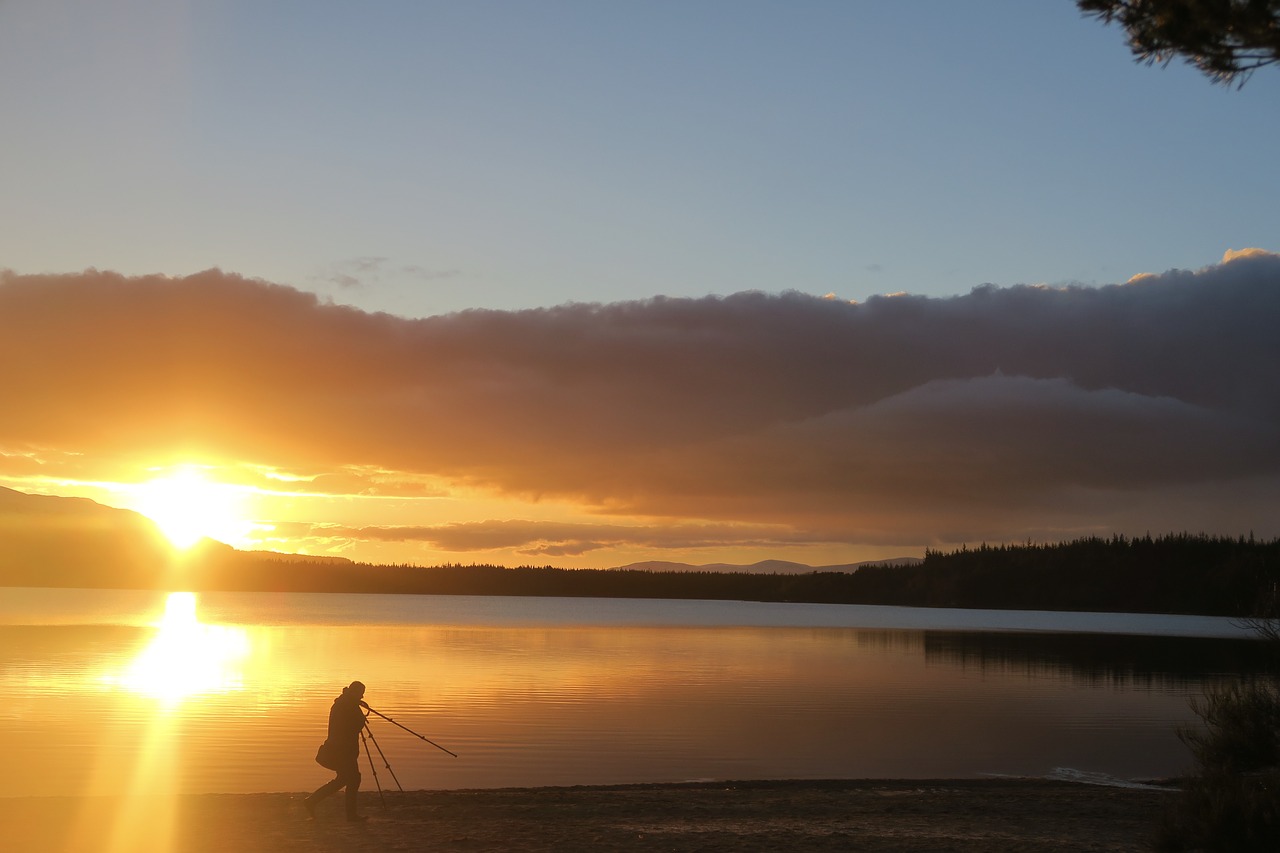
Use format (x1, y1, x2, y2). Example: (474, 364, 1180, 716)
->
(325, 688, 366, 761)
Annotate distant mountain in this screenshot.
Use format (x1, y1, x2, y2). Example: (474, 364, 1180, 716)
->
(4, 494, 1275, 617)
(608, 557, 923, 574)
(0, 486, 177, 587)
(0, 487, 352, 589)
(237, 549, 352, 565)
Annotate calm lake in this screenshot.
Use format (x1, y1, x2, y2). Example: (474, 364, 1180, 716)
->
(0, 587, 1264, 798)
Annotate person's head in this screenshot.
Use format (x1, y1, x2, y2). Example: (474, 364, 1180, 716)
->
(346, 680, 366, 699)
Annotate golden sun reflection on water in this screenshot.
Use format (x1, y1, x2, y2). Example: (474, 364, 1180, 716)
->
(68, 593, 254, 853)
(103, 592, 250, 704)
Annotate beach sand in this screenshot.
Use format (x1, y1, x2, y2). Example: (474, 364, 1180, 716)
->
(3, 778, 1176, 852)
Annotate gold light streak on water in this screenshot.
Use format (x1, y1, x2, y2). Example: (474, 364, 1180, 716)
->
(64, 593, 254, 853)
(101, 592, 250, 704)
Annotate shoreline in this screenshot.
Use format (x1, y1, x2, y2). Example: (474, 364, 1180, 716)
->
(3, 777, 1179, 852)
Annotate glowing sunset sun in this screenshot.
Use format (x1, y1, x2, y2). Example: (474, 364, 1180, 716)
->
(131, 467, 253, 549)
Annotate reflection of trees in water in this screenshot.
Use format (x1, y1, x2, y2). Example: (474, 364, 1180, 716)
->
(921, 631, 1271, 687)
(845, 628, 925, 653)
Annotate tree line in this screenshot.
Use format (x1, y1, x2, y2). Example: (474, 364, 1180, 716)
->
(7, 530, 1277, 618)
(176, 532, 1279, 618)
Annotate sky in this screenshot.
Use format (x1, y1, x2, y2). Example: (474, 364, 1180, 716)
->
(1, 1, 1278, 568)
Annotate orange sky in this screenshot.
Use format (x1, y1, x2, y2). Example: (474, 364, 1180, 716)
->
(2, 250, 1279, 568)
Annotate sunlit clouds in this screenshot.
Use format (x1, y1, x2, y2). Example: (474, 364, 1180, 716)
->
(2, 249, 1278, 565)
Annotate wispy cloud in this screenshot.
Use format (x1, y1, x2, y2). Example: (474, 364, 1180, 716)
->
(314, 257, 461, 292)
(291, 519, 813, 558)
(3, 249, 1278, 551)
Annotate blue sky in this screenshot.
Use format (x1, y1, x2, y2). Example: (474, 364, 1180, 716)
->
(3, 1, 1276, 318)
(3, 2, 1279, 568)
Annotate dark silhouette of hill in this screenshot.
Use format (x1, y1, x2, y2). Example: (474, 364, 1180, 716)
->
(0, 488, 352, 591)
(3, 489, 1279, 617)
(174, 538, 1280, 617)
(0, 486, 178, 588)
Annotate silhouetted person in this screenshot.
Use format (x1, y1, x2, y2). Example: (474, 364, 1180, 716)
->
(306, 680, 368, 822)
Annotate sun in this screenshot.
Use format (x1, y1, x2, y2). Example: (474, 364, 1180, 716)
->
(131, 466, 254, 549)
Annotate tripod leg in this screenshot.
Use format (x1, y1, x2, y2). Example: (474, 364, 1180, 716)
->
(363, 723, 405, 792)
(360, 728, 386, 808)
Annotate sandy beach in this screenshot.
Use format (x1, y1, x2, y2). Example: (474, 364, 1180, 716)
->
(3, 778, 1176, 852)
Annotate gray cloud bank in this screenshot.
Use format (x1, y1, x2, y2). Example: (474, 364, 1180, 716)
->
(2, 250, 1278, 549)
(291, 519, 808, 559)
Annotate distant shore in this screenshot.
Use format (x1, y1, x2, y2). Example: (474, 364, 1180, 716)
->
(5, 522, 1277, 618)
(3, 778, 1177, 853)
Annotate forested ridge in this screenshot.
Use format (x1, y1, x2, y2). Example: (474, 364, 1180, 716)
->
(6, 531, 1278, 618)
(178, 533, 1280, 618)
(854, 533, 1279, 616)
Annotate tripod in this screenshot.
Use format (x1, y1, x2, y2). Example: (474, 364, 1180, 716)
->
(360, 723, 400, 807)
(358, 704, 457, 808)
(364, 704, 459, 758)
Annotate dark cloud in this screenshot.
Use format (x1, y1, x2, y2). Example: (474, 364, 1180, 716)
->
(303, 519, 807, 556)
(2, 251, 1278, 547)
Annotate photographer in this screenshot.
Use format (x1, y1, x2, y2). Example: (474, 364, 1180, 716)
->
(305, 680, 369, 823)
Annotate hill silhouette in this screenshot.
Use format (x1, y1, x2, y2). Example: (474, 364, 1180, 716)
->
(3, 488, 1278, 617)
(0, 486, 178, 588)
(0, 487, 342, 588)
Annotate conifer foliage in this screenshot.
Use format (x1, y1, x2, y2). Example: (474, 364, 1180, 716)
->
(1156, 669, 1280, 849)
(1079, 0, 1280, 85)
